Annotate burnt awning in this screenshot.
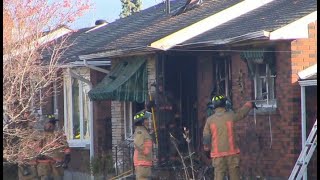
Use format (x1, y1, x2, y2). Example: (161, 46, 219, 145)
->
(88, 57, 147, 102)
(240, 49, 276, 78)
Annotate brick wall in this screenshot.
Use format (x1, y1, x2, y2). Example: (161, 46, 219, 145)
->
(228, 21, 317, 179)
(196, 55, 213, 150)
(91, 69, 112, 154)
(68, 148, 91, 173)
(291, 21, 317, 179)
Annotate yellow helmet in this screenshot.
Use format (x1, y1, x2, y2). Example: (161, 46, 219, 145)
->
(133, 110, 151, 125)
(211, 95, 226, 109)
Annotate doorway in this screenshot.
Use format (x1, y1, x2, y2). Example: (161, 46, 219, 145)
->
(156, 53, 198, 153)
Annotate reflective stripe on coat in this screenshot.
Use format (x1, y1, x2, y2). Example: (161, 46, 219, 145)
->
(203, 102, 252, 158)
(133, 126, 153, 167)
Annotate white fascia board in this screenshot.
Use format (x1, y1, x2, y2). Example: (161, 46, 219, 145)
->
(298, 80, 317, 87)
(150, 0, 274, 50)
(36, 27, 72, 45)
(269, 11, 317, 40)
(298, 64, 317, 80)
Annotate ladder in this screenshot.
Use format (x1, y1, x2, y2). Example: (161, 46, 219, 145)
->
(289, 119, 317, 180)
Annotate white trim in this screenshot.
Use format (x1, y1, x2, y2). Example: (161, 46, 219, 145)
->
(298, 64, 317, 80)
(53, 79, 58, 118)
(64, 69, 94, 152)
(68, 139, 90, 148)
(269, 11, 317, 40)
(63, 75, 68, 137)
(69, 74, 74, 139)
(124, 102, 128, 139)
(150, 0, 274, 50)
(79, 81, 84, 141)
(85, 23, 108, 33)
(298, 80, 317, 87)
(300, 86, 307, 180)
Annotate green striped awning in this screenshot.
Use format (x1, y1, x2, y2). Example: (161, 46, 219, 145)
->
(88, 57, 147, 103)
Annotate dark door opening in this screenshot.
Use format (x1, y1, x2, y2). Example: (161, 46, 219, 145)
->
(156, 54, 198, 156)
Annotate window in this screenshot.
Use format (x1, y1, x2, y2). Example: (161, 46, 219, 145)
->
(123, 101, 145, 141)
(240, 49, 277, 109)
(213, 57, 232, 98)
(124, 102, 133, 140)
(64, 68, 91, 147)
(253, 63, 277, 108)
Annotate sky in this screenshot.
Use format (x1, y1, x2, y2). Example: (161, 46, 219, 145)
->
(71, 0, 164, 29)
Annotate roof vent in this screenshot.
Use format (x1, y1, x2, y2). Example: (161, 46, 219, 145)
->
(95, 19, 108, 26)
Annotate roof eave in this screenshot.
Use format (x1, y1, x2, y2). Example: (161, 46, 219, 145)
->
(175, 30, 270, 49)
(79, 47, 157, 60)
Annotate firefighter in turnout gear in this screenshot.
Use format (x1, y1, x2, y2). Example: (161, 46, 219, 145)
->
(133, 110, 153, 180)
(203, 95, 257, 180)
(36, 115, 71, 180)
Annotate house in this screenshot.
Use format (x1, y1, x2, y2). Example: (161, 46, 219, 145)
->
(47, 0, 317, 179)
(38, 21, 115, 179)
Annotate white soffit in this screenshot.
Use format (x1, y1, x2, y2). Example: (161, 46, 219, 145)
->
(150, 0, 274, 50)
(298, 63, 317, 80)
(269, 11, 317, 40)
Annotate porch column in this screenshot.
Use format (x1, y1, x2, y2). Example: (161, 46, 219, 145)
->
(300, 85, 307, 180)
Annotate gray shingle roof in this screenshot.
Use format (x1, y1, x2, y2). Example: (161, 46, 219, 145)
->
(181, 0, 317, 46)
(61, 0, 317, 61)
(60, 0, 242, 61)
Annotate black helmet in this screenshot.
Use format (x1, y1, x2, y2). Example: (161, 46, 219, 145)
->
(46, 114, 59, 125)
(133, 110, 151, 125)
(211, 95, 226, 109)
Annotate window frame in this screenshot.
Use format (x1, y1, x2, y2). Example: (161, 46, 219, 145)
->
(124, 102, 133, 140)
(213, 57, 232, 98)
(63, 70, 91, 148)
(253, 63, 277, 108)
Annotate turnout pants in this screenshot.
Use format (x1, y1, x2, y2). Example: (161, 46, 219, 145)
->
(212, 154, 240, 180)
(37, 163, 64, 180)
(135, 166, 151, 180)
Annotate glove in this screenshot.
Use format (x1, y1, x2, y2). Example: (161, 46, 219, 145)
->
(36, 154, 46, 160)
(204, 150, 210, 158)
(146, 100, 155, 110)
(252, 102, 258, 109)
(64, 154, 71, 164)
(21, 165, 31, 176)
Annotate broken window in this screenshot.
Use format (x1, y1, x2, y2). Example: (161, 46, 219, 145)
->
(254, 63, 277, 107)
(240, 49, 277, 108)
(213, 58, 232, 98)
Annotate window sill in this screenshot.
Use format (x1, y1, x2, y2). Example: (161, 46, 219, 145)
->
(249, 106, 278, 115)
(67, 140, 90, 149)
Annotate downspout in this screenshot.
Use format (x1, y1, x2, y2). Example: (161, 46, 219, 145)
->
(83, 58, 110, 74)
(67, 68, 95, 180)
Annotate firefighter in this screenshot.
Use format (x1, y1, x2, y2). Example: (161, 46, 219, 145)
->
(133, 110, 153, 180)
(18, 112, 39, 180)
(18, 131, 40, 180)
(203, 95, 257, 180)
(36, 115, 71, 180)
